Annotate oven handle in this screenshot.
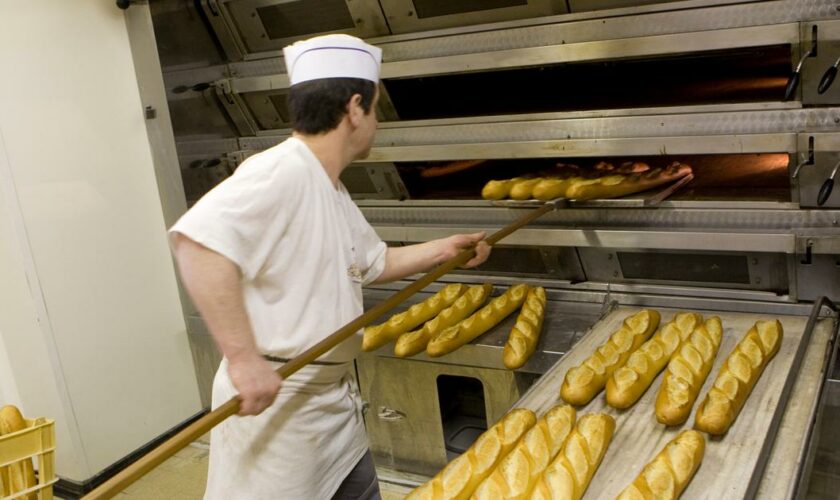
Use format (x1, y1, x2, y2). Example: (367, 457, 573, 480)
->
(817, 159, 840, 206)
(818, 56, 840, 95)
(785, 46, 817, 101)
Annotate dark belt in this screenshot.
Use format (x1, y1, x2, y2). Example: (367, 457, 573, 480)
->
(262, 354, 347, 366)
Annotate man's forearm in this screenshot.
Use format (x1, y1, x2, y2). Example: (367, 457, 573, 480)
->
(373, 242, 446, 284)
(172, 235, 261, 363)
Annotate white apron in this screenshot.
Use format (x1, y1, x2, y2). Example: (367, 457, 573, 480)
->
(204, 360, 368, 500)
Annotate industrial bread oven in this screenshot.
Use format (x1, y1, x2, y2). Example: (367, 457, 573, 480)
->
(147, 0, 840, 496)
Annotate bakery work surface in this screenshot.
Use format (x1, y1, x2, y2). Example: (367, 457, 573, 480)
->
(515, 305, 836, 500)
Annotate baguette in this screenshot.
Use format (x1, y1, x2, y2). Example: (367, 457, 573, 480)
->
(481, 177, 526, 200)
(427, 284, 530, 358)
(509, 178, 544, 200)
(362, 283, 468, 352)
(472, 405, 575, 500)
(502, 287, 547, 369)
(606, 312, 703, 409)
(565, 163, 692, 201)
(395, 284, 493, 358)
(0, 406, 37, 500)
(530, 413, 616, 500)
(694, 319, 783, 435)
(617, 430, 705, 500)
(533, 177, 581, 201)
(560, 309, 661, 406)
(655, 317, 724, 426)
(407, 408, 537, 500)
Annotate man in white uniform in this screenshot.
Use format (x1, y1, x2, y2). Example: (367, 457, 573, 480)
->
(169, 34, 491, 499)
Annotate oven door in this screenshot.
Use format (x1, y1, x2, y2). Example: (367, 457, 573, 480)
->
(379, 0, 566, 34)
(202, 0, 390, 59)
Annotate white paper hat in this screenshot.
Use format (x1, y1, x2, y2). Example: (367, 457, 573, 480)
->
(283, 34, 382, 86)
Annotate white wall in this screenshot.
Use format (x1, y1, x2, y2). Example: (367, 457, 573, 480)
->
(0, 0, 201, 482)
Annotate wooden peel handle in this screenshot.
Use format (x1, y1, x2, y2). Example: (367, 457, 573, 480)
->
(83, 202, 555, 499)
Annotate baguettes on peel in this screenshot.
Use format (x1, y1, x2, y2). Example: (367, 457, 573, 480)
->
(502, 287, 547, 370)
(0, 406, 37, 500)
(565, 163, 691, 201)
(407, 408, 537, 500)
(472, 405, 575, 500)
(362, 283, 468, 352)
(509, 179, 544, 200)
(694, 319, 783, 435)
(616, 430, 706, 500)
(606, 312, 703, 409)
(482, 177, 526, 200)
(530, 413, 616, 500)
(395, 284, 493, 358)
(427, 284, 530, 357)
(655, 317, 724, 426)
(560, 310, 661, 406)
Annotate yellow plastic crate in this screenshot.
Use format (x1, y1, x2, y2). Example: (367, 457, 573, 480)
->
(0, 418, 56, 500)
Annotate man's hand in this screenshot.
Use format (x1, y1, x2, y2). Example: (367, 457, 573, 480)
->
(438, 232, 491, 268)
(228, 353, 283, 416)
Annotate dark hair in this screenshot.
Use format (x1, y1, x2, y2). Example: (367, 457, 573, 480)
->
(287, 78, 376, 134)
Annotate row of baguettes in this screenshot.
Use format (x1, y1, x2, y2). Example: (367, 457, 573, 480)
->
(481, 162, 691, 201)
(560, 309, 783, 435)
(363, 283, 548, 369)
(407, 403, 706, 500)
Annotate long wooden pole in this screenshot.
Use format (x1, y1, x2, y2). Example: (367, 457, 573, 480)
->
(84, 201, 557, 499)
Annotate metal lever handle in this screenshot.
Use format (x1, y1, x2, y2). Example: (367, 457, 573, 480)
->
(792, 156, 811, 180)
(818, 56, 840, 94)
(785, 47, 816, 101)
(817, 160, 840, 206)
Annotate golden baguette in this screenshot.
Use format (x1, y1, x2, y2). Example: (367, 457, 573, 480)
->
(617, 430, 706, 500)
(530, 413, 616, 500)
(362, 283, 468, 352)
(503, 287, 547, 370)
(656, 317, 724, 426)
(481, 177, 525, 200)
(427, 284, 530, 357)
(565, 163, 692, 201)
(560, 309, 661, 406)
(472, 405, 575, 500)
(532, 177, 577, 201)
(694, 319, 783, 435)
(407, 408, 537, 500)
(0, 406, 37, 500)
(509, 178, 544, 200)
(395, 284, 493, 358)
(606, 312, 703, 409)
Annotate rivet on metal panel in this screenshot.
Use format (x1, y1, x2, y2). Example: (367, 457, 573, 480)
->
(612, 271, 619, 278)
(752, 258, 759, 265)
(408, 11, 414, 16)
(755, 277, 763, 284)
(607, 254, 613, 260)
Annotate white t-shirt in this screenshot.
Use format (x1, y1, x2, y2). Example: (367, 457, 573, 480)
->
(169, 136, 387, 499)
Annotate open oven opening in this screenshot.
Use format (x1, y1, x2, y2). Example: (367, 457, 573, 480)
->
(382, 45, 790, 120)
(392, 153, 791, 202)
(436, 375, 487, 461)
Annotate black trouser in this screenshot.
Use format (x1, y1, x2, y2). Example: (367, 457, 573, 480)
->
(331, 450, 381, 500)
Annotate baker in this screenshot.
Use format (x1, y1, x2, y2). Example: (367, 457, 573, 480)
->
(169, 34, 491, 499)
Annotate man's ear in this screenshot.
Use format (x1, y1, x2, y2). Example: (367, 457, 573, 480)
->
(347, 93, 364, 127)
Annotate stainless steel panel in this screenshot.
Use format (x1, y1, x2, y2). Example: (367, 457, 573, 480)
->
(357, 355, 525, 475)
(381, 24, 799, 79)
(380, 0, 565, 34)
(567, 0, 692, 11)
(578, 247, 789, 291)
(150, 0, 227, 70)
(378, 0, 838, 63)
(798, 133, 840, 207)
(208, 0, 389, 56)
(803, 20, 840, 105)
(341, 163, 410, 199)
(374, 225, 796, 253)
(163, 66, 237, 139)
(797, 255, 840, 301)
